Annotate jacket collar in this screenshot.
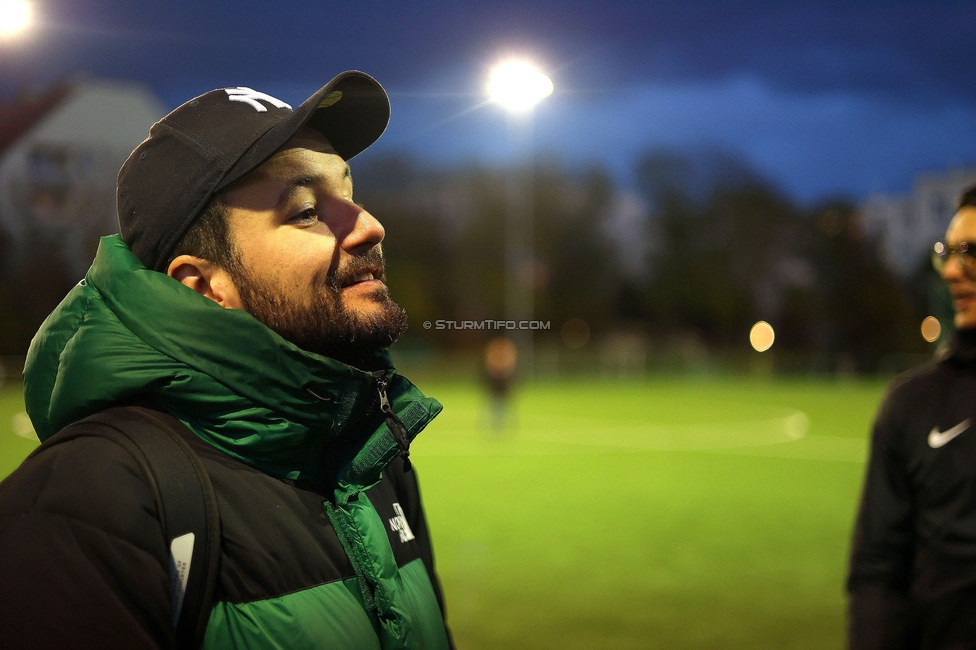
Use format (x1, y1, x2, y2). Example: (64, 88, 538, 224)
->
(31, 235, 441, 483)
(88, 235, 387, 429)
(939, 328, 976, 368)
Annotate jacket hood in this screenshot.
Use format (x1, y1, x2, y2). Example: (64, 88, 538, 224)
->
(24, 235, 441, 481)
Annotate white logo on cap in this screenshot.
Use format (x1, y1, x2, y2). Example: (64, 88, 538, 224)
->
(224, 87, 292, 113)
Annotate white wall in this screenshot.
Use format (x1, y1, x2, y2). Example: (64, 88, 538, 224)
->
(0, 79, 166, 276)
(29, 79, 165, 150)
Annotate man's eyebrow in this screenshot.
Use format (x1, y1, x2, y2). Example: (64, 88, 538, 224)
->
(274, 174, 314, 207)
(273, 165, 352, 207)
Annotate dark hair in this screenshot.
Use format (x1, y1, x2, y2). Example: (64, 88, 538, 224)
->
(959, 184, 976, 211)
(167, 197, 238, 270)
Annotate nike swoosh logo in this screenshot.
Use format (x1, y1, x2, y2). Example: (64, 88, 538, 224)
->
(929, 419, 972, 448)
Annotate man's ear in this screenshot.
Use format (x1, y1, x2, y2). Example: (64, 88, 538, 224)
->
(166, 255, 242, 309)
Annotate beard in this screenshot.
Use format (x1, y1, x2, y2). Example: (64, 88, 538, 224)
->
(230, 246, 408, 366)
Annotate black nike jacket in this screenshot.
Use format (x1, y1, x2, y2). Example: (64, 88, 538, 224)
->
(848, 330, 976, 650)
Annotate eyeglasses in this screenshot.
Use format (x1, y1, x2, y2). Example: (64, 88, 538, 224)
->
(932, 240, 976, 274)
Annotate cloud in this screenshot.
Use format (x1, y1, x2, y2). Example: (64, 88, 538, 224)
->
(373, 75, 976, 203)
(11, 0, 971, 204)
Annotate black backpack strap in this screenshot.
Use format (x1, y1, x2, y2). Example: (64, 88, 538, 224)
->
(47, 405, 221, 649)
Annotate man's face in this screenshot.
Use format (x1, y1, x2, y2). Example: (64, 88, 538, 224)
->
(218, 127, 406, 364)
(942, 207, 976, 330)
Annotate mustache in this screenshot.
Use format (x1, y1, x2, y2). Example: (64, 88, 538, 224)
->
(328, 246, 387, 290)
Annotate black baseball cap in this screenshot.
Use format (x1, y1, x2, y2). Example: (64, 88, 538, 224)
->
(118, 70, 390, 272)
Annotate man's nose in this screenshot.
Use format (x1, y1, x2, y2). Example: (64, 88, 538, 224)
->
(943, 255, 966, 281)
(334, 199, 385, 255)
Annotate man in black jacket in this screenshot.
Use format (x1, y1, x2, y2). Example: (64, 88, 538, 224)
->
(848, 183, 976, 649)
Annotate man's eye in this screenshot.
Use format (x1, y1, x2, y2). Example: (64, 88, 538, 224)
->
(291, 209, 318, 224)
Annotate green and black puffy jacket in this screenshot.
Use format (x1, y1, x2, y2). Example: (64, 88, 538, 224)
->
(0, 235, 452, 650)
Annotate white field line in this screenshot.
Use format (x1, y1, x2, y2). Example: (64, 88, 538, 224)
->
(712, 435, 867, 463)
(509, 411, 810, 451)
(417, 413, 868, 462)
(418, 410, 845, 459)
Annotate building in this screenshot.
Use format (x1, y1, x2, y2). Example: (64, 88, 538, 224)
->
(0, 78, 166, 278)
(862, 166, 976, 276)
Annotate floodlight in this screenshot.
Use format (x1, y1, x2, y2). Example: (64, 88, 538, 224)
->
(920, 316, 941, 343)
(749, 321, 775, 352)
(486, 60, 553, 113)
(0, 0, 31, 38)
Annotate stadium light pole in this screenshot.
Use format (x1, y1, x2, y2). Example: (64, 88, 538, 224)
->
(486, 59, 553, 379)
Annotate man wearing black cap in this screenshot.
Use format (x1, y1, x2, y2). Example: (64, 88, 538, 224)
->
(0, 72, 453, 650)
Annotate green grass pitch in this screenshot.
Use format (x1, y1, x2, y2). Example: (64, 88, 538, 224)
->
(0, 376, 887, 648)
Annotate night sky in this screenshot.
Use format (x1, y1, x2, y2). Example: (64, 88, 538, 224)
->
(5, 0, 975, 203)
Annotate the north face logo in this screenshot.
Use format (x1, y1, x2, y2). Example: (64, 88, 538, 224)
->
(224, 87, 292, 113)
(388, 503, 415, 543)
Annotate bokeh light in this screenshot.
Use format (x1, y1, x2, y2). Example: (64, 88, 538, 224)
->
(0, 0, 32, 38)
(749, 321, 775, 352)
(486, 60, 553, 113)
(561, 318, 590, 349)
(921, 316, 942, 343)
(484, 337, 518, 378)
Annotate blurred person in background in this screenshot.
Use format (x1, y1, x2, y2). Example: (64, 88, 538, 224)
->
(483, 336, 517, 431)
(848, 183, 976, 649)
(0, 73, 453, 649)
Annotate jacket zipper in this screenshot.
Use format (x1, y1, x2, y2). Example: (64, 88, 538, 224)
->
(374, 373, 412, 472)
